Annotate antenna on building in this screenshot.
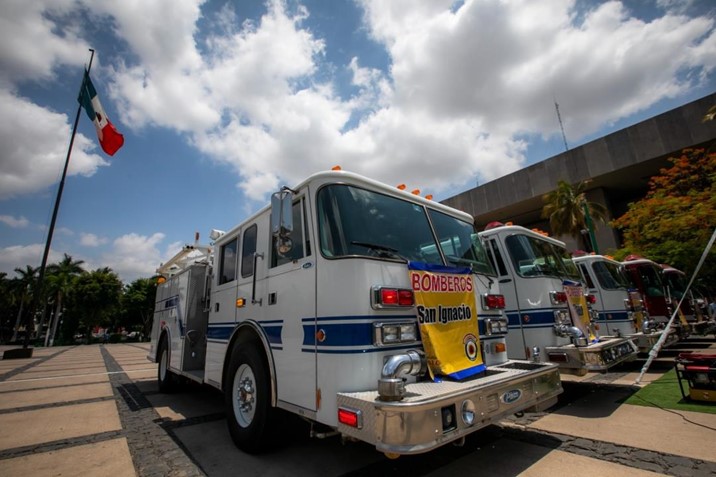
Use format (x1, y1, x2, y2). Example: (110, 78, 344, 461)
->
(554, 100, 569, 152)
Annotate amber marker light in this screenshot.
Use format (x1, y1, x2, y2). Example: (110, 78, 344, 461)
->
(411, 189, 420, 195)
(425, 194, 433, 200)
(396, 184, 406, 190)
(236, 298, 246, 307)
(332, 165, 342, 170)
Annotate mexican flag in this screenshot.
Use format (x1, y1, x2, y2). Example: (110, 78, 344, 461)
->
(78, 70, 124, 156)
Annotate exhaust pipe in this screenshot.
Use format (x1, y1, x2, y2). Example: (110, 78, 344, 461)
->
(378, 350, 427, 401)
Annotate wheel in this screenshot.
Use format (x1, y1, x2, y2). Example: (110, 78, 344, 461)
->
(225, 344, 277, 454)
(157, 336, 177, 393)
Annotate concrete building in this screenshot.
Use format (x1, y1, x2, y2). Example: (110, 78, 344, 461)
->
(443, 92, 716, 253)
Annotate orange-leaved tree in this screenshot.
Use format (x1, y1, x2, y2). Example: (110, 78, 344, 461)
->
(611, 147, 716, 291)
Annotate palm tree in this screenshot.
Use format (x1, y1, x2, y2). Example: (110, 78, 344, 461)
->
(45, 254, 85, 346)
(11, 265, 37, 344)
(541, 180, 607, 251)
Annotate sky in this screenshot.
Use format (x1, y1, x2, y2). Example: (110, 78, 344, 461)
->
(1, 0, 715, 284)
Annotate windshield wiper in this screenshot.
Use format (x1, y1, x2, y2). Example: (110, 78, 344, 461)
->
(351, 241, 407, 261)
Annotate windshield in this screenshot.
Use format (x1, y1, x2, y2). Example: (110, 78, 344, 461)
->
(592, 261, 630, 290)
(629, 264, 665, 297)
(662, 271, 687, 298)
(316, 184, 494, 274)
(505, 234, 581, 280)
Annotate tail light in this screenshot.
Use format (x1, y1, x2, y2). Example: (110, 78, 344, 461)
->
(550, 291, 568, 305)
(372, 287, 414, 308)
(585, 294, 597, 305)
(482, 294, 505, 309)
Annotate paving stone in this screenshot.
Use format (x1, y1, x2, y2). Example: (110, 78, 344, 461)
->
(669, 465, 697, 477)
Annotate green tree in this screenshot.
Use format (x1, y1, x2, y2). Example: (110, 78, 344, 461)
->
(11, 265, 38, 345)
(120, 277, 158, 340)
(0, 273, 12, 342)
(44, 254, 85, 346)
(65, 267, 122, 343)
(612, 147, 716, 291)
(541, 179, 607, 251)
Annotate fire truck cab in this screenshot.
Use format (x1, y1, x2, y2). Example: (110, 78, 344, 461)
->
(572, 253, 676, 353)
(661, 264, 710, 335)
(479, 224, 638, 375)
(148, 170, 562, 457)
(622, 255, 687, 340)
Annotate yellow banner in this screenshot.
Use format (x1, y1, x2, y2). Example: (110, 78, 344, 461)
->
(409, 264, 485, 380)
(627, 291, 644, 332)
(565, 284, 597, 342)
(677, 307, 689, 326)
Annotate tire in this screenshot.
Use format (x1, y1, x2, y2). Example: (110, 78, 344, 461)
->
(225, 344, 277, 454)
(157, 336, 177, 393)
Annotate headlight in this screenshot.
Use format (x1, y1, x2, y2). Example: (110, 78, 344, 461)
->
(553, 310, 570, 325)
(373, 321, 419, 346)
(486, 318, 509, 335)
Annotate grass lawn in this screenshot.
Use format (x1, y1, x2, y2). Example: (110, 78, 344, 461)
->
(624, 368, 716, 414)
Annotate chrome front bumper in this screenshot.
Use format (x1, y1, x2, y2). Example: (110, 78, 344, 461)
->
(546, 337, 638, 372)
(628, 329, 679, 353)
(336, 361, 561, 455)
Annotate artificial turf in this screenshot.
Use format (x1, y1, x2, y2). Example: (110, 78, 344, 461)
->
(624, 368, 716, 414)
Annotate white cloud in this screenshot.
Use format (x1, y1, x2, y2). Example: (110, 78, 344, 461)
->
(109, 0, 715, 200)
(0, 0, 89, 88)
(0, 0, 714, 206)
(80, 233, 108, 247)
(99, 232, 168, 282)
(0, 244, 62, 276)
(359, 0, 716, 141)
(0, 232, 179, 283)
(0, 89, 109, 199)
(0, 215, 29, 228)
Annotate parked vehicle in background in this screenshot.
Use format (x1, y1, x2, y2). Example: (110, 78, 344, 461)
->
(572, 253, 677, 353)
(479, 223, 638, 375)
(660, 264, 710, 335)
(622, 255, 687, 339)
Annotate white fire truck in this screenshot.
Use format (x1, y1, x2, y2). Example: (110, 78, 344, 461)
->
(622, 255, 688, 340)
(572, 253, 677, 353)
(148, 170, 562, 457)
(478, 223, 638, 375)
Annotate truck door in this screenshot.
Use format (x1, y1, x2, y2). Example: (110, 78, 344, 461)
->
(265, 195, 317, 412)
(213, 234, 240, 332)
(485, 238, 529, 359)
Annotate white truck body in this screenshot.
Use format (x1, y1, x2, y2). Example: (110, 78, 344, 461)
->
(148, 170, 562, 456)
(479, 224, 638, 374)
(572, 254, 676, 353)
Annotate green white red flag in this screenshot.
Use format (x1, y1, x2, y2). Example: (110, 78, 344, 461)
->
(78, 70, 124, 156)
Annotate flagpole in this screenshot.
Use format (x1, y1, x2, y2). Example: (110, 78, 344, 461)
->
(23, 49, 96, 350)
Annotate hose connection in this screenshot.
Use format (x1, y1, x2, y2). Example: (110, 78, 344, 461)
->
(378, 350, 427, 401)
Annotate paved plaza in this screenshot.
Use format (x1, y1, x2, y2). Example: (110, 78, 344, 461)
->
(0, 341, 715, 476)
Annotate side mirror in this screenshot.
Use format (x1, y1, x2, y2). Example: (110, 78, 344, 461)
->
(271, 188, 294, 256)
